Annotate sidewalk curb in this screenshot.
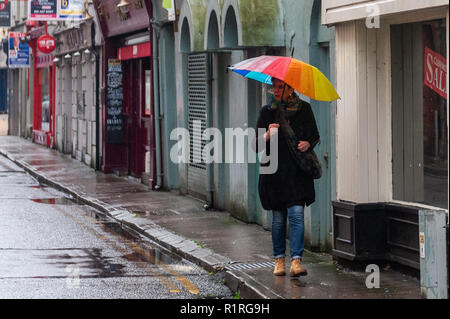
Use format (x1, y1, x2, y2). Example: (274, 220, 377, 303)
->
(1, 147, 275, 299)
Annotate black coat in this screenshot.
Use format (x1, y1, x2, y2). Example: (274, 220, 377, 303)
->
(256, 99, 320, 210)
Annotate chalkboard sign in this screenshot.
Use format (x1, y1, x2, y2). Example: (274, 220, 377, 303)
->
(106, 59, 124, 143)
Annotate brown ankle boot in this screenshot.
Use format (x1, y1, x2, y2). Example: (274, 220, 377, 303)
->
(273, 258, 286, 276)
(290, 258, 307, 277)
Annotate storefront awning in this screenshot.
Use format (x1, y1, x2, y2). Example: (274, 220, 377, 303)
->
(118, 42, 150, 60)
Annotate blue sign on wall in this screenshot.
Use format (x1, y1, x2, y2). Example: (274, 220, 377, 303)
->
(8, 32, 30, 68)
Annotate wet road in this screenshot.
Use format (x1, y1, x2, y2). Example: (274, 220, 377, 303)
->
(0, 155, 232, 299)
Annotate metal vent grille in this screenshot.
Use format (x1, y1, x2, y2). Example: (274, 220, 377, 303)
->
(187, 53, 209, 199)
(188, 54, 208, 170)
(226, 261, 275, 271)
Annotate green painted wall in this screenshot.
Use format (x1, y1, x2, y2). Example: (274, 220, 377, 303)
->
(238, 0, 284, 47)
(189, 0, 208, 51)
(169, 1, 337, 251)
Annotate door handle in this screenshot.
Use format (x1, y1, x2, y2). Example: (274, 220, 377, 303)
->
(324, 152, 329, 169)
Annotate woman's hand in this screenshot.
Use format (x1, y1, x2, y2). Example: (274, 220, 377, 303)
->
(297, 141, 310, 152)
(264, 123, 280, 141)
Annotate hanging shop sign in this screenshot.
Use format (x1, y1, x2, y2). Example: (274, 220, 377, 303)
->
(29, 0, 58, 20)
(106, 59, 124, 144)
(36, 51, 53, 68)
(8, 32, 30, 69)
(0, 0, 11, 27)
(37, 34, 56, 54)
(59, 0, 83, 20)
(424, 46, 447, 99)
(94, 0, 149, 38)
(28, 0, 83, 21)
(162, 0, 176, 21)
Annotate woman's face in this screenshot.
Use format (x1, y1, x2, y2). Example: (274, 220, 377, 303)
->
(272, 78, 293, 102)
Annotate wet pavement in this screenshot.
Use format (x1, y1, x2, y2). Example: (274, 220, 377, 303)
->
(0, 136, 423, 299)
(0, 154, 232, 299)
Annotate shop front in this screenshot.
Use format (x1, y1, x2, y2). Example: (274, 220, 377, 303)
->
(322, 0, 448, 274)
(93, 0, 154, 185)
(52, 16, 103, 168)
(119, 41, 151, 178)
(28, 23, 56, 148)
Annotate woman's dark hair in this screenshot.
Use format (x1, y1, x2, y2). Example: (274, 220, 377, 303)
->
(271, 77, 292, 90)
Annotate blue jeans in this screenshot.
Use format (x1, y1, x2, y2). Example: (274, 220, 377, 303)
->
(272, 205, 305, 260)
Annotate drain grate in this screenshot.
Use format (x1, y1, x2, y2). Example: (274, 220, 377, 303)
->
(227, 261, 275, 271)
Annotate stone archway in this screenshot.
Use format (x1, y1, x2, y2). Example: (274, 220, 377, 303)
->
(180, 17, 191, 53)
(206, 10, 220, 50)
(223, 5, 239, 48)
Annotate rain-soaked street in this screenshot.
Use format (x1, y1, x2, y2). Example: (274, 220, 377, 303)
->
(0, 154, 232, 299)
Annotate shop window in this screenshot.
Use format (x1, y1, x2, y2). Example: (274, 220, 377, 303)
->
(391, 19, 448, 209)
(40, 68, 50, 131)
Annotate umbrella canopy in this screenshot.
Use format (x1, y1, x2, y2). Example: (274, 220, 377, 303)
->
(229, 55, 340, 102)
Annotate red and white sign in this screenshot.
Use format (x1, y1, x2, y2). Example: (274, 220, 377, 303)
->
(118, 42, 151, 61)
(0, 0, 8, 11)
(424, 46, 447, 99)
(36, 52, 53, 68)
(37, 34, 56, 54)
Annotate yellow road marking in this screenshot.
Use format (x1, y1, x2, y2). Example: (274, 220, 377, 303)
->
(128, 243, 200, 295)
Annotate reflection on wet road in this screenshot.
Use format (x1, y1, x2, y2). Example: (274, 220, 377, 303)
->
(0, 155, 231, 299)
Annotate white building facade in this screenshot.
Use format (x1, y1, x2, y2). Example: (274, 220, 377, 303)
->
(53, 2, 103, 169)
(324, 0, 448, 210)
(323, 0, 448, 284)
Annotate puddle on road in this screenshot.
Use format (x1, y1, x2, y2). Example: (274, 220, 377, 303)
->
(43, 248, 126, 278)
(28, 185, 48, 189)
(101, 220, 183, 266)
(82, 208, 183, 268)
(26, 212, 182, 280)
(18, 201, 186, 279)
(0, 248, 125, 279)
(31, 198, 77, 205)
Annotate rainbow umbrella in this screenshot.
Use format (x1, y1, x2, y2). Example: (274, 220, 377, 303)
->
(229, 55, 340, 102)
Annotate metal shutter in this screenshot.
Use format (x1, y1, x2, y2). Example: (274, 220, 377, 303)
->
(187, 53, 209, 200)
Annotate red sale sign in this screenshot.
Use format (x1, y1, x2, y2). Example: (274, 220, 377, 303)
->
(37, 34, 56, 54)
(424, 47, 447, 99)
(0, 0, 8, 10)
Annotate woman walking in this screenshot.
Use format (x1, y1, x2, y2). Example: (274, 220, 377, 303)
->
(257, 78, 320, 277)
